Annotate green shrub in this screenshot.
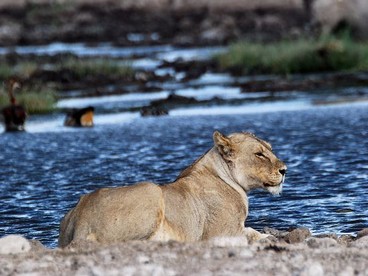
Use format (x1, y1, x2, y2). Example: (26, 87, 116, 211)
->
(58, 57, 134, 79)
(0, 88, 57, 114)
(0, 62, 38, 80)
(1, 57, 134, 82)
(216, 36, 368, 75)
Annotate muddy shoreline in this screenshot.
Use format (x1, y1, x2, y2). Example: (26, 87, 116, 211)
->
(1, 228, 368, 275)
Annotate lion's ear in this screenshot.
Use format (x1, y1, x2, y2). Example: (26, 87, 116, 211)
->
(213, 131, 233, 160)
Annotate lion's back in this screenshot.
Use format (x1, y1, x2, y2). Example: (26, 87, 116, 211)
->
(58, 182, 163, 247)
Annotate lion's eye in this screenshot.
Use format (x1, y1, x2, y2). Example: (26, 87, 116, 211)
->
(255, 152, 265, 158)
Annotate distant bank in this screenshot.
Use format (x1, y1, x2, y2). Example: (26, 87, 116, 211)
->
(1, 0, 367, 47)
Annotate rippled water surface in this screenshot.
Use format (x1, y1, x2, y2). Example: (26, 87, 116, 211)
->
(1, 104, 368, 248)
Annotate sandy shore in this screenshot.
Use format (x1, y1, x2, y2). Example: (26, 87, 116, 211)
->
(1, 229, 368, 275)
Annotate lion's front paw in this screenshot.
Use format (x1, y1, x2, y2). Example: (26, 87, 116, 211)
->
(244, 227, 272, 243)
(259, 233, 272, 240)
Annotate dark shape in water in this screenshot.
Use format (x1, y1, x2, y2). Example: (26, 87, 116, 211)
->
(151, 93, 198, 107)
(64, 106, 95, 127)
(140, 93, 198, 117)
(140, 106, 169, 117)
(1, 77, 27, 132)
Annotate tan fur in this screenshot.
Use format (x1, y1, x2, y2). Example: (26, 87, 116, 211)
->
(59, 131, 287, 247)
(80, 110, 94, 127)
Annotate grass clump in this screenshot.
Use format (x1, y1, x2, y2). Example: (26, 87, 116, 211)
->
(0, 87, 57, 114)
(0, 57, 134, 81)
(216, 36, 368, 75)
(58, 57, 134, 79)
(0, 61, 39, 80)
(0, 56, 135, 114)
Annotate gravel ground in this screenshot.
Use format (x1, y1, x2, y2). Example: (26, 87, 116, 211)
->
(1, 231, 368, 276)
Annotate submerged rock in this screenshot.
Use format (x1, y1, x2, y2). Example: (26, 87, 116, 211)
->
(150, 94, 198, 107)
(140, 106, 169, 117)
(140, 93, 199, 116)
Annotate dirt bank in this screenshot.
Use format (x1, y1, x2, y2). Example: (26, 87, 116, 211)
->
(1, 230, 368, 275)
(0, 0, 311, 47)
(3, 0, 367, 45)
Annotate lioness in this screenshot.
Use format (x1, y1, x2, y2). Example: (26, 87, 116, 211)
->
(59, 131, 286, 247)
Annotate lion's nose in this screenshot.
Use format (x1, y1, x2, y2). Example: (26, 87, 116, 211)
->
(279, 168, 287, 176)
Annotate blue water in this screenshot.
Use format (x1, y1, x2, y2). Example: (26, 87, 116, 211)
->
(1, 104, 367, 248)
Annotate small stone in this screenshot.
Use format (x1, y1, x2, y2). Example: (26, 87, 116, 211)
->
(29, 239, 46, 252)
(0, 22, 21, 45)
(209, 236, 248, 247)
(339, 266, 355, 276)
(137, 254, 150, 264)
(254, 235, 279, 248)
(356, 228, 368, 239)
(264, 235, 278, 243)
(263, 227, 280, 237)
(0, 235, 31, 254)
(338, 234, 355, 245)
(284, 228, 311, 244)
(306, 237, 338, 249)
(300, 262, 324, 276)
(350, 236, 368, 248)
(227, 250, 236, 258)
(314, 233, 338, 240)
(239, 248, 254, 258)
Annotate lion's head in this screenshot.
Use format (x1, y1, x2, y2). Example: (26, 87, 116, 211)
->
(213, 131, 287, 195)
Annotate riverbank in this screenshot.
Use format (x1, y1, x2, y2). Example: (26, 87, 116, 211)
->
(1, 228, 368, 275)
(2, 46, 368, 116)
(0, 0, 310, 47)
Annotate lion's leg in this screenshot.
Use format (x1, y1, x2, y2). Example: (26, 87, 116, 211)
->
(58, 208, 76, 247)
(149, 221, 176, 242)
(243, 227, 269, 243)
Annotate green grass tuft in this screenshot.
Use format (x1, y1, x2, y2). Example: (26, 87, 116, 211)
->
(216, 36, 368, 75)
(57, 57, 134, 79)
(0, 56, 135, 114)
(0, 88, 57, 114)
(0, 62, 39, 80)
